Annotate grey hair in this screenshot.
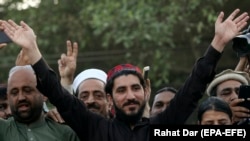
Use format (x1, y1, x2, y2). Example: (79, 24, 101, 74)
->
(8, 65, 35, 78)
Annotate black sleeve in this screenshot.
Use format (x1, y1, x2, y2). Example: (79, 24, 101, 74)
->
(32, 58, 105, 140)
(150, 45, 222, 124)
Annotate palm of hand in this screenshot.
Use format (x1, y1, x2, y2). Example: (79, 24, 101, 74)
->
(59, 56, 76, 77)
(216, 20, 239, 43)
(12, 27, 36, 49)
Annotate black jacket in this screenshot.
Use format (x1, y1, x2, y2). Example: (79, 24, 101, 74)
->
(33, 45, 221, 141)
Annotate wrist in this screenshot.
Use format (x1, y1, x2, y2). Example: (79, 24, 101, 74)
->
(211, 35, 226, 53)
(60, 76, 74, 85)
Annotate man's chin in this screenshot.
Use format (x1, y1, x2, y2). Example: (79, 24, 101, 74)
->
(115, 104, 146, 124)
(125, 110, 139, 116)
(89, 109, 100, 114)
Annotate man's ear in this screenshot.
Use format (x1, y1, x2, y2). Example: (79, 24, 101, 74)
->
(106, 93, 115, 117)
(106, 94, 113, 107)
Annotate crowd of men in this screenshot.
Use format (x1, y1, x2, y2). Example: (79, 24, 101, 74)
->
(0, 8, 249, 141)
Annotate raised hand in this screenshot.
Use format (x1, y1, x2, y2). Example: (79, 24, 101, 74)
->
(229, 98, 250, 124)
(212, 9, 249, 52)
(58, 40, 78, 91)
(1, 20, 41, 64)
(15, 49, 30, 66)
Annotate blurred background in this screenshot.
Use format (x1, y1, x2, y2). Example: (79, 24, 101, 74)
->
(0, 1, 250, 114)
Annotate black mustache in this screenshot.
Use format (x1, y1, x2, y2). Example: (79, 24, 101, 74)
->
(86, 103, 100, 110)
(17, 100, 29, 107)
(123, 100, 140, 107)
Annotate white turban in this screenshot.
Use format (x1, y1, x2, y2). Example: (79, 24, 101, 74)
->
(72, 69, 107, 94)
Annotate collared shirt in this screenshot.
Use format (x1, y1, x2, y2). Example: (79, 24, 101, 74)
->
(0, 116, 80, 141)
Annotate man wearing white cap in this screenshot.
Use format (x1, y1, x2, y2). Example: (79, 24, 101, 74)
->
(72, 68, 112, 119)
(47, 41, 113, 121)
(206, 69, 250, 124)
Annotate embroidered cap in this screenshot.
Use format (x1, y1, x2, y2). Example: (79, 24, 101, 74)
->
(107, 64, 142, 82)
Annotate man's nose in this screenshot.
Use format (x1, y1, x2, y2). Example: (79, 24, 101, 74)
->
(126, 89, 136, 100)
(17, 92, 26, 101)
(85, 94, 95, 104)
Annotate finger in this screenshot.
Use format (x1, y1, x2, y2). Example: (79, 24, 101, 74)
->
(235, 105, 250, 113)
(66, 40, 73, 56)
(7, 19, 20, 30)
(20, 21, 30, 30)
(234, 111, 250, 118)
(50, 108, 65, 123)
(58, 59, 62, 66)
(237, 20, 249, 32)
(215, 11, 224, 25)
(58, 56, 65, 68)
(46, 111, 59, 122)
(60, 53, 67, 64)
(234, 12, 249, 24)
(0, 43, 7, 49)
(51, 114, 59, 123)
(0, 20, 4, 30)
(229, 98, 244, 106)
(54, 112, 65, 123)
(72, 42, 78, 59)
(227, 8, 240, 21)
(2, 21, 14, 37)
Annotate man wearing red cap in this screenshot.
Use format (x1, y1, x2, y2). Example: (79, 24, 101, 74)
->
(1, 8, 249, 141)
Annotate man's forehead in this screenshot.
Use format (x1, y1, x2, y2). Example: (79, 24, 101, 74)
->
(217, 79, 242, 87)
(113, 75, 141, 87)
(154, 92, 175, 101)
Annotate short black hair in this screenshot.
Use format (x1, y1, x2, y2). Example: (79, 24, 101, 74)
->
(156, 87, 177, 95)
(0, 84, 7, 100)
(105, 70, 145, 96)
(197, 96, 232, 122)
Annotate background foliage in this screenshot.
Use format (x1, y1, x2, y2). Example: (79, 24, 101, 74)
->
(1, 0, 250, 114)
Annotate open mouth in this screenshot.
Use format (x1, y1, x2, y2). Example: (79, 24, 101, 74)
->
(17, 103, 29, 111)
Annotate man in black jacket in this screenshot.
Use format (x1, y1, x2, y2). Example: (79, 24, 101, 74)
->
(1, 8, 249, 141)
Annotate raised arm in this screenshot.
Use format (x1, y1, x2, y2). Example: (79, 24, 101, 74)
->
(151, 9, 249, 124)
(211, 9, 249, 52)
(58, 40, 78, 94)
(1, 20, 41, 64)
(1, 20, 101, 140)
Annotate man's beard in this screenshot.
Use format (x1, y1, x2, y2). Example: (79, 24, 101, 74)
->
(114, 101, 146, 125)
(86, 102, 108, 118)
(12, 100, 43, 124)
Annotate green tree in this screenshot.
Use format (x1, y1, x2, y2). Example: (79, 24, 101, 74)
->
(0, 0, 248, 95)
